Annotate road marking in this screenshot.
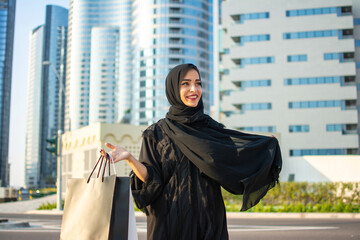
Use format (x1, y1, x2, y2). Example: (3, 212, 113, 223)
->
(227, 225, 338, 232)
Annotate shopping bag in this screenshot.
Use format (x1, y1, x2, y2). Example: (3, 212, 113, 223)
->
(60, 154, 138, 240)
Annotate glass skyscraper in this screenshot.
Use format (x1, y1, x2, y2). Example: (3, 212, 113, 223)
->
(0, 0, 15, 187)
(131, 0, 214, 125)
(25, 25, 44, 188)
(25, 5, 68, 188)
(65, 0, 133, 131)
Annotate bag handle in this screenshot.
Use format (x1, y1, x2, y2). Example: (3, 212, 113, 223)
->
(87, 155, 104, 183)
(87, 152, 117, 183)
(106, 153, 117, 175)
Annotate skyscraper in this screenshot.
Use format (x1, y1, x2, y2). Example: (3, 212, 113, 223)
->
(40, 5, 68, 187)
(0, 0, 15, 187)
(65, 0, 133, 131)
(131, 0, 214, 125)
(24, 5, 68, 188)
(220, 0, 358, 179)
(25, 25, 44, 188)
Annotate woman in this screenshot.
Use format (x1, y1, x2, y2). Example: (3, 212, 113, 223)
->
(103, 63, 282, 240)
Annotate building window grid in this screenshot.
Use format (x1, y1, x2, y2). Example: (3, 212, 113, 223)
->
(238, 126, 276, 132)
(289, 125, 309, 132)
(290, 148, 350, 156)
(233, 79, 271, 89)
(286, 7, 337, 17)
(284, 76, 353, 86)
(234, 56, 275, 68)
(283, 29, 351, 40)
(288, 100, 355, 110)
(234, 34, 270, 46)
(234, 102, 272, 112)
(287, 54, 307, 62)
(324, 52, 354, 62)
(231, 12, 269, 24)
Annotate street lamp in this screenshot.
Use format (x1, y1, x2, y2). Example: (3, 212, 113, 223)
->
(43, 60, 63, 211)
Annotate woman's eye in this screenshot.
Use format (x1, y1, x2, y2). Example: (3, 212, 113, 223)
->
(181, 82, 189, 86)
(197, 82, 202, 86)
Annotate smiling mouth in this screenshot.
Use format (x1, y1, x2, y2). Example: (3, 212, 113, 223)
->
(186, 95, 198, 100)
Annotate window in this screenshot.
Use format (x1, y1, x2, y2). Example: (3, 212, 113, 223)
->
(289, 148, 355, 156)
(233, 79, 271, 89)
(289, 100, 341, 109)
(289, 125, 309, 132)
(324, 52, 354, 62)
(287, 54, 307, 62)
(233, 56, 275, 68)
(284, 76, 341, 85)
(238, 126, 276, 132)
(283, 29, 339, 40)
(139, 112, 145, 119)
(286, 7, 337, 17)
(354, 18, 360, 25)
(232, 34, 270, 46)
(234, 102, 272, 112)
(231, 12, 269, 24)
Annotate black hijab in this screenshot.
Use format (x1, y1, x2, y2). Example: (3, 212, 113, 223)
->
(159, 63, 282, 211)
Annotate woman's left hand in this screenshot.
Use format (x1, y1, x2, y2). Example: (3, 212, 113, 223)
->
(101, 142, 132, 163)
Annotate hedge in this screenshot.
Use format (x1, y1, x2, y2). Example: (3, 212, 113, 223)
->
(222, 182, 360, 212)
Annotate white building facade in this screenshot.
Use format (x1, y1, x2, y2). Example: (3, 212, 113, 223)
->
(220, 0, 359, 181)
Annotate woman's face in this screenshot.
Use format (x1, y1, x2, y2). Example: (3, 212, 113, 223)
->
(180, 69, 202, 107)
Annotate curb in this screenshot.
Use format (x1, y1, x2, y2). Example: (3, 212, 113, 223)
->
(25, 209, 63, 215)
(225, 212, 360, 219)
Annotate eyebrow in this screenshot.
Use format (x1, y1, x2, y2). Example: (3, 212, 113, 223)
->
(182, 79, 201, 81)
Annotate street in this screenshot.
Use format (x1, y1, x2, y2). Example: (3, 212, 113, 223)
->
(0, 213, 359, 240)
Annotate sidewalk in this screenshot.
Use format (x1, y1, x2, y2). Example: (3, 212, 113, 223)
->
(0, 194, 57, 213)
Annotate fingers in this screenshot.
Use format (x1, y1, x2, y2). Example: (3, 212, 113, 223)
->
(99, 148, 107, 157)
(105, 142, 116, 149)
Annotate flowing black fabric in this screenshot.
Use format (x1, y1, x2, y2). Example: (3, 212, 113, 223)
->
(130, 63, 282, 239)
(160, 63, 282, 211)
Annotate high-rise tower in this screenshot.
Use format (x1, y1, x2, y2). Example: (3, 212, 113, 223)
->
(65, 0, 133, 131)
(25, 5, 68, 188)
(0, 0, 15, 187)
(131, 0, 214, 125)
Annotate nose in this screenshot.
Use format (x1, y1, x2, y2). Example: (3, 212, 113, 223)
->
(190, 83, 196, 92)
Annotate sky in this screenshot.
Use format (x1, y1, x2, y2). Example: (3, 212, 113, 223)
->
(9, 0, 70, 187)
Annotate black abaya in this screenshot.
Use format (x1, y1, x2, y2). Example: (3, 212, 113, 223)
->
(131, 123, 229, 240)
